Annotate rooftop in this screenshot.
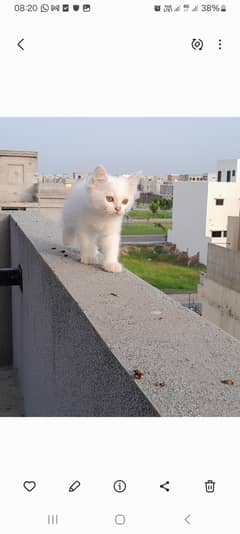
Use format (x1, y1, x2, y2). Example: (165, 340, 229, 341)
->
(0, 150, 38, 158)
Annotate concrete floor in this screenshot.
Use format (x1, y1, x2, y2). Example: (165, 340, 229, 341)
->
(0, 367, 23, 416)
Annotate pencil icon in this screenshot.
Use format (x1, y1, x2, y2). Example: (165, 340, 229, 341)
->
(69, 480, 81, 492)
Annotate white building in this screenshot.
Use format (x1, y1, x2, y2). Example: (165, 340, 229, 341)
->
(138, 176, 152, 193)
(152, 176, 165, 194)
(217, 159, 240, 182)
(207, 171, 218, 182)
(168, 182, 240, 264)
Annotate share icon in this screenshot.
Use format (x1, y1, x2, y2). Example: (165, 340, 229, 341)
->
(160, 481, 170, 492)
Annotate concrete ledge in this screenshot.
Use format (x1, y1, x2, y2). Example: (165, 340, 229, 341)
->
(10, 212, 240, 416)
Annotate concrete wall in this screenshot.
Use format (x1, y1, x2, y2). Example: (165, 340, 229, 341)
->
(198, 278, 240, 341)
(227, 216, 240, 251)
(0, 214, 12, 365)
(206, 242, 240, 292)
(10, 214, 157, 417)
(9, 212, 240, 416)
(198, 239, 240, 340)
(168, 182, 209, 263)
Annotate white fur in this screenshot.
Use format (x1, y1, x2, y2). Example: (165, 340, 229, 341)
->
(62, 165, 140, 273)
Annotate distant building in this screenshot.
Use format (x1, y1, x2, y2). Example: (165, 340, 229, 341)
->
(198, 216, 240, 340)
(187, 174, 208, 182)
(167, 173, 207, 183)
(38, 172, 80, 184)
(0, 150, 76, 224)
(168, 182, 240, 264)
(0, 150, 38, 202)
(167, 174, 182, 182)
(160, 183, 173, 199)
(138, 175, 166, 195)
(138, 176, 154, 193)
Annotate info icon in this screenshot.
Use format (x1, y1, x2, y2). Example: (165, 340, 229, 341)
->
(113, 480, 127, 493)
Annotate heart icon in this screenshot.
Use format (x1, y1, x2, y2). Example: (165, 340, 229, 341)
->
(23, 481, 36, 492)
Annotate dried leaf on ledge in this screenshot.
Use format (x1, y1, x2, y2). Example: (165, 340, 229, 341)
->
(133, 369, 144, 380)
(221, 379, 234, 385)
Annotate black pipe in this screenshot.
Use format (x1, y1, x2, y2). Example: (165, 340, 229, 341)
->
(0, 265, 22, 290)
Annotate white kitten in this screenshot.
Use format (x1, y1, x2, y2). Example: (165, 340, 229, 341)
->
(62, 165, 140, 273)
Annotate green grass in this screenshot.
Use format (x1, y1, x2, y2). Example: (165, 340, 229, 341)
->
(129, 209, 172, 219)
(120, 247, 205, 292)
(122, 222, 172, 235)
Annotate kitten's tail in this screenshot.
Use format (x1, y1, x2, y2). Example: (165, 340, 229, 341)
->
(62, 225, 76, 246)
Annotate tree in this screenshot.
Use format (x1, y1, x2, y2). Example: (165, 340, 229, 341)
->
(159, 197, 172, 210)
(149, 201, 159, 214)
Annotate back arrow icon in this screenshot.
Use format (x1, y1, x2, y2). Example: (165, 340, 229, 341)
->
(184, 514, 191, 525)
(18, 39, 24, 51)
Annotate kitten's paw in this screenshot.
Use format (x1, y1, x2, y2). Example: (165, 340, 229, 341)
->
(103, 262, 122, 273)
(80, 256, 97, 265)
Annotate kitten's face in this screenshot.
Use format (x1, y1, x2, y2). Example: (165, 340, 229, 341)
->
(89, 166, 140, 217)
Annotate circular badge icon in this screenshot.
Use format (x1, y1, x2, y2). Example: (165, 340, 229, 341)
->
(113, 480, 127, 493)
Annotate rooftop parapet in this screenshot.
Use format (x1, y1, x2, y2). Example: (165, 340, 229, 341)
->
(5, 212, 240, 416)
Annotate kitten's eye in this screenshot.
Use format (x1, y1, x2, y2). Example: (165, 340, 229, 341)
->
(106, 196, 114, 202)
(122, 198, 128, 205)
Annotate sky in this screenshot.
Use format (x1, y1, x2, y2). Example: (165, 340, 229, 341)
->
(0, 118, 240, 175)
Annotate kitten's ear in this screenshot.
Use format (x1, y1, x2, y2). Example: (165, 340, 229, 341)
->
(92, 165, 108, 184)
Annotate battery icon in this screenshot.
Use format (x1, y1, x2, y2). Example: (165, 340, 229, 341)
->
(205, 480, 215, 493)
(221, 4, 227, 11)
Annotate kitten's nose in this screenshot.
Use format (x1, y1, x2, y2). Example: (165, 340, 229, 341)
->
(115, 206, 121, 212)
